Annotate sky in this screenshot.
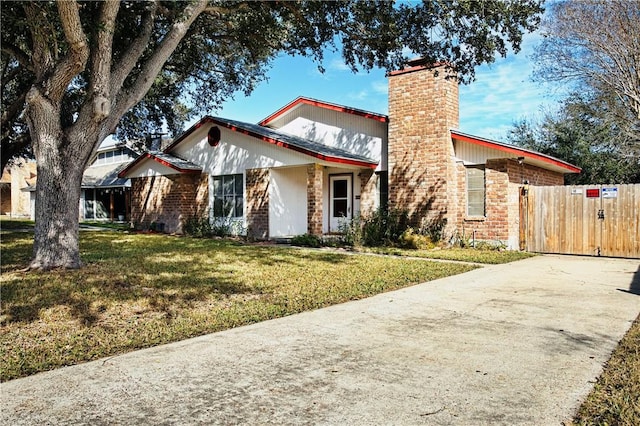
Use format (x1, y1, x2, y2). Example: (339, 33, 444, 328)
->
(213, 30, 562, 143)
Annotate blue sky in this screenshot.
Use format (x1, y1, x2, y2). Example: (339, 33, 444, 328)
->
(214, 30, 560, 143)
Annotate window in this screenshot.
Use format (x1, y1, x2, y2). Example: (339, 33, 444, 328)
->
(466, 166, 485, 217)
(212, 174, 243, 218)
(91, 148, 135, 167)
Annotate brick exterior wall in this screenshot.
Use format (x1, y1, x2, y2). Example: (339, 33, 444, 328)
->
(130, 173, 208, 233)
(358, 169, 377, 216)
(307, 163, 323, 235)
(387, 64, 459, 231)
(245, 168, 269, 240)
(455, 160, 564, 248)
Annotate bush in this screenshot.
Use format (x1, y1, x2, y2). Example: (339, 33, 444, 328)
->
(338, 208, 410, 247)
(398, 228, 435, 250)
(290, 233, 322, 248)
(420, 217, 447, 243)
(183, 215, 213, 237)
(338, 215, 362, 247)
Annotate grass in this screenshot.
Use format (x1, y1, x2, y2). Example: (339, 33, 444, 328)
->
(570, 315, 640, 426)
(1, 230, 480, 381)
(0, 218, 34, 230)
(0, 218, 131, 232)
(362, 246, 535, 264)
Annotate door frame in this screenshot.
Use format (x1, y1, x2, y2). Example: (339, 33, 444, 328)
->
(328, 173, 354, 232)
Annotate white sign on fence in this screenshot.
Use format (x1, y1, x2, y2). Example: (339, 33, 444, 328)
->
(602, 187, 618, 199)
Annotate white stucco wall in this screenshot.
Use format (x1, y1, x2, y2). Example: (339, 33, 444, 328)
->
(124, 160, 181, 178)
(269, 167, 308, 237)
(265, 103, 388, 171)
(278, 117, 382, 164)
(171, 126, 317, 176)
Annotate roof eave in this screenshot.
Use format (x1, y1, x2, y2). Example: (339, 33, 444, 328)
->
(117, 153, 202, 178)
(450, 129, 581, 174)
(258, 97, 389, 127)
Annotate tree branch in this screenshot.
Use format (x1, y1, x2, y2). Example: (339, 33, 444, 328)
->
(23, 2, 54, 81)
(1, 92, 27, 129)
(110, 1, 158, 96)
(47, 0, 89, 102)
(90, 0, 120, 122)
(0, 43, 34, 72)
(108, 0, 208, 132)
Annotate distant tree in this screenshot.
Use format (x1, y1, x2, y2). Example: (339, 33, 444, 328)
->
(508, 94, 640, 184)
(0, 0, 543, 270)
(533, 0, 640, 161)
(534, 0, 640, 120)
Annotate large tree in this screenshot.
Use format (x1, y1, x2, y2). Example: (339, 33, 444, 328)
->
(533, 0, 640, 158)
(508, 93, 640, 184)
(1, 0, 543, 270)
(512, 0, 640, 183)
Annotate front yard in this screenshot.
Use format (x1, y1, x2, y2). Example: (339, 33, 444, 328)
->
(1, 221, 638, 424)
(1, 228, 484, 381)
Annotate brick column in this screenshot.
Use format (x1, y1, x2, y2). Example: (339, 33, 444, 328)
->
(387, 62, 459, 231)
(246, 168, 270, 239)
(358, 169, 377, 216)
(307, 163, 323, 235)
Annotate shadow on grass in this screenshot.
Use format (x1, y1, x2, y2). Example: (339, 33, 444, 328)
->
(1, 232, 354, 326)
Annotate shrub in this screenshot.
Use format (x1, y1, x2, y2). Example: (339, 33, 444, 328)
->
(420, 217, 447, 243)
(399, 228, 435, 250)
(183, 215, 213, 237)
(338, 215, 363, 247)
(290, 233, 322, 248)
(362, 208, 409, 246)
(338, 208, 410, 247)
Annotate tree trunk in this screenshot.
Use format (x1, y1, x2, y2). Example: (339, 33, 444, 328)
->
(30, 155, 85, 270)
(25, 88, 93, 270)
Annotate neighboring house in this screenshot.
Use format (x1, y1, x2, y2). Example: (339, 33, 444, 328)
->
(119, 61, 580, 248)
(17, 140, 137, 221)
(0, 159, 37, 217)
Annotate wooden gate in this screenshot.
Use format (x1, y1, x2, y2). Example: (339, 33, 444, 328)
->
(522, 184, 640, 258)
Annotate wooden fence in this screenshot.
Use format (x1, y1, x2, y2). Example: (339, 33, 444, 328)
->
(522, 184, 639, 258)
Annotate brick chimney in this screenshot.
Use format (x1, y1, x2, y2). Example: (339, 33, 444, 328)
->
(387, 60, 459, 232)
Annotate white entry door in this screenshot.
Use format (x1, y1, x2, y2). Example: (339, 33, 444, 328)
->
(329, 174, 352, 232)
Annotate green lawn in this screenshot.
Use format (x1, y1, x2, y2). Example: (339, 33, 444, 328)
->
(362, 246, 535, 264)
(0, 218, 34, 230)
(570, 315, 640, 425)
(1, 230, 479, 381)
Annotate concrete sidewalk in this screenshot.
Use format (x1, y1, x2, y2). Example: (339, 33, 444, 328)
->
(2, 255, 639, 425)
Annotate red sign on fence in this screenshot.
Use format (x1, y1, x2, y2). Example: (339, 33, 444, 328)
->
(586, 188, 600, 198)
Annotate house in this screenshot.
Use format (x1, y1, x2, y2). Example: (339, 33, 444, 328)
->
(119, 61, 580, 248)
(14, 140, 137, 221)
(0, 159, 37, 217)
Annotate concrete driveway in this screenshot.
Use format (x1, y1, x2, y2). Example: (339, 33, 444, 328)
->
(2, 255, 639, 425)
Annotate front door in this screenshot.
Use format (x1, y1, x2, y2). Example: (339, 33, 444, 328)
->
(329, 174, 352, 232)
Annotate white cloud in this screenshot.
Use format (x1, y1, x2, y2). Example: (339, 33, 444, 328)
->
(328, 58, 351, 72)
(371, 80, 388, 94)
(347, 90, 369, 101)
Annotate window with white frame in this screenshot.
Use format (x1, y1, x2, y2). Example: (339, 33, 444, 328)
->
(212, 174, 243, 218)
(466, 166, 485, 217)
(92, 148, 135, 166)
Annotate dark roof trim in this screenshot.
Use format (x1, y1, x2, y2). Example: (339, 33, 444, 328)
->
(118, 152, 202, 178)
(450, 129, 582, 174)
(258, 96, 389, 126)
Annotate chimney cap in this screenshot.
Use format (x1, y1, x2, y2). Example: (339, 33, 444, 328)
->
(387, 59, 454, 77)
